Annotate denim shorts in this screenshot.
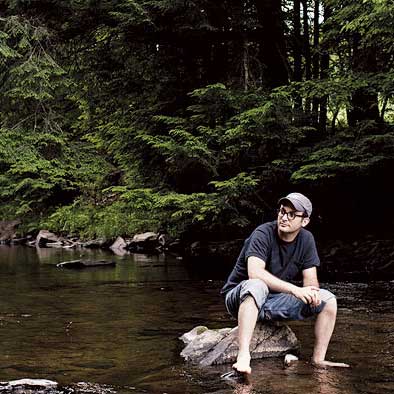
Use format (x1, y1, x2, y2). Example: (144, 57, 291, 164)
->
(224, 278, 335, 321)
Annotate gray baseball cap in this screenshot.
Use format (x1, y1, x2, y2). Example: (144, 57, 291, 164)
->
(278, 192, 312, 217)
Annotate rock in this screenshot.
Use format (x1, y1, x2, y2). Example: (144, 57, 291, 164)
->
(284, 353, 299, 366)
(180, 325, 211, 344)
(166, 239, 183, 252)
(110, 236, 127, 251)
(180, 322, 299, 366)
(72, 381, 118, 393)
(110, 237, 128, 256)
(158, 233, 171, 247)
(189, 241, 201, 256)
(132, 232, 158, 243)
(126, 232, 159, 252)
(56, 260, 116, 269)
(35, 230, 61, 247)
(0, 220, 21, 242)
(0, 378, 58, 393)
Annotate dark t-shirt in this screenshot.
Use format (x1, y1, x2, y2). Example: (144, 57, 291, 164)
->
(221, 221, 320, 295)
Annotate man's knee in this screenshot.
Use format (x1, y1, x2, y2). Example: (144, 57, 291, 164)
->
(241, 278, 269, 297)
(240, 278, 269, 309)
(321, 296, 337, 316)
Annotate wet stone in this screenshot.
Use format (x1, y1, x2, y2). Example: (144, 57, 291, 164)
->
(0, 379, 58, 393)
(0, 380, 125, 394)
(180, 322, 299, 366)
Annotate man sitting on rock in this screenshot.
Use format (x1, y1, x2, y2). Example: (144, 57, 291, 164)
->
(221, 192, 349, 374)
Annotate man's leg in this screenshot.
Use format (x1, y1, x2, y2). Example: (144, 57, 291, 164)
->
(263, 289, 349, 368)
(312, 297, 349, 368)
(224, 279, 269, 374)
(232, 296, 258, 374)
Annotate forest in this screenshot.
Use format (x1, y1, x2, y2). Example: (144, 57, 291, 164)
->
(1, 0, 393, 242)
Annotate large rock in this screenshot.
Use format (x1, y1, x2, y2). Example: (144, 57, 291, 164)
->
(0, 379, 57, 393)
(180, 323, 299, 366)
(35, 230, 61, 247)
(0, 220, 21, 242)
(110, 236, 127, 256)
(126, 232, 159, 252)
(35, 231, 75, 248)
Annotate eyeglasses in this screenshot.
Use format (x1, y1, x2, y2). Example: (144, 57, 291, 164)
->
(277, 207, 306, 221)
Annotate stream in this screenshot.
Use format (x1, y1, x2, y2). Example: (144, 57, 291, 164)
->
(0, 245, 392, 394)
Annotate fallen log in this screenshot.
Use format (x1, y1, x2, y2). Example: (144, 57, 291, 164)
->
(56, 260, 116, 269)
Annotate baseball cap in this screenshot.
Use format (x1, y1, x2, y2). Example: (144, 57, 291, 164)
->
(278, 192, 312, 217)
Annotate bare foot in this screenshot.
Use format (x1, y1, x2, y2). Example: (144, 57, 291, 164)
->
(312, 359, 350, 368)
(233, 354, 252, 374)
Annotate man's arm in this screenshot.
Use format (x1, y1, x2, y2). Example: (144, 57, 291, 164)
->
(302, 267, 319, 287)
(247, 256, 319, 304)
(303, 267, 320, 306)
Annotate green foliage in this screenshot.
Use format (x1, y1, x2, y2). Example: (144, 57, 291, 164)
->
(0, 14, 114, 223)
(44, 170, 262, 239)
(291, 131, 394, 181)
(1, 1, 394, 240)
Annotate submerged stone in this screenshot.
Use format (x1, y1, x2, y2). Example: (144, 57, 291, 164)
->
(180, 322, 299, 366)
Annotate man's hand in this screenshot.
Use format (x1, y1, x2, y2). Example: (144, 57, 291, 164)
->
(310, 288, 321, 307)
(292, 286, 321, 305)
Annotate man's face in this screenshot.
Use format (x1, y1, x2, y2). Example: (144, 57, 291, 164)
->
(277, 203, 308, 234)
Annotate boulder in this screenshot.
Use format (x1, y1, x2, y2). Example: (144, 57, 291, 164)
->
(132, 232, 158, 243)
(0, 220, 21, 242)
(110, 236, 127, 251)
(126, 232, 159, 252)
(56, 260, 116, 269)
(110, 237, 128, 256)
(35, 230, 61, 247)
(180, 322, 299, 366)
(0, 379, 57, 393)
(158, 233, 172, 247)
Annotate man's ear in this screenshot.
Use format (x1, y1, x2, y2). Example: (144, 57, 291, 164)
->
(302, 217, 310, 227)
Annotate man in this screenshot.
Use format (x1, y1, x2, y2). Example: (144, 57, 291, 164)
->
(221, 192, 349, 374)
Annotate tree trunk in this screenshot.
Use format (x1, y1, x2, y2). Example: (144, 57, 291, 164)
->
(255, 0, 289, 88)
(319, 3, 331, 133)
(293, 0, 302, 116)
(302, 0, 312, 118)
(347, 35, 380, 127)
(311, 0, 320, 126)
(243, 40, 249, 91)
(293, 0, 302, 83)
(381, 96, 388, 122)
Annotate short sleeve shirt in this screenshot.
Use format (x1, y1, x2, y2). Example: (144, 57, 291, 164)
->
(221, 221, 320, 295)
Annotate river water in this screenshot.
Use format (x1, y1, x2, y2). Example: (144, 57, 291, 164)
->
(0, 245, 392, 394)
